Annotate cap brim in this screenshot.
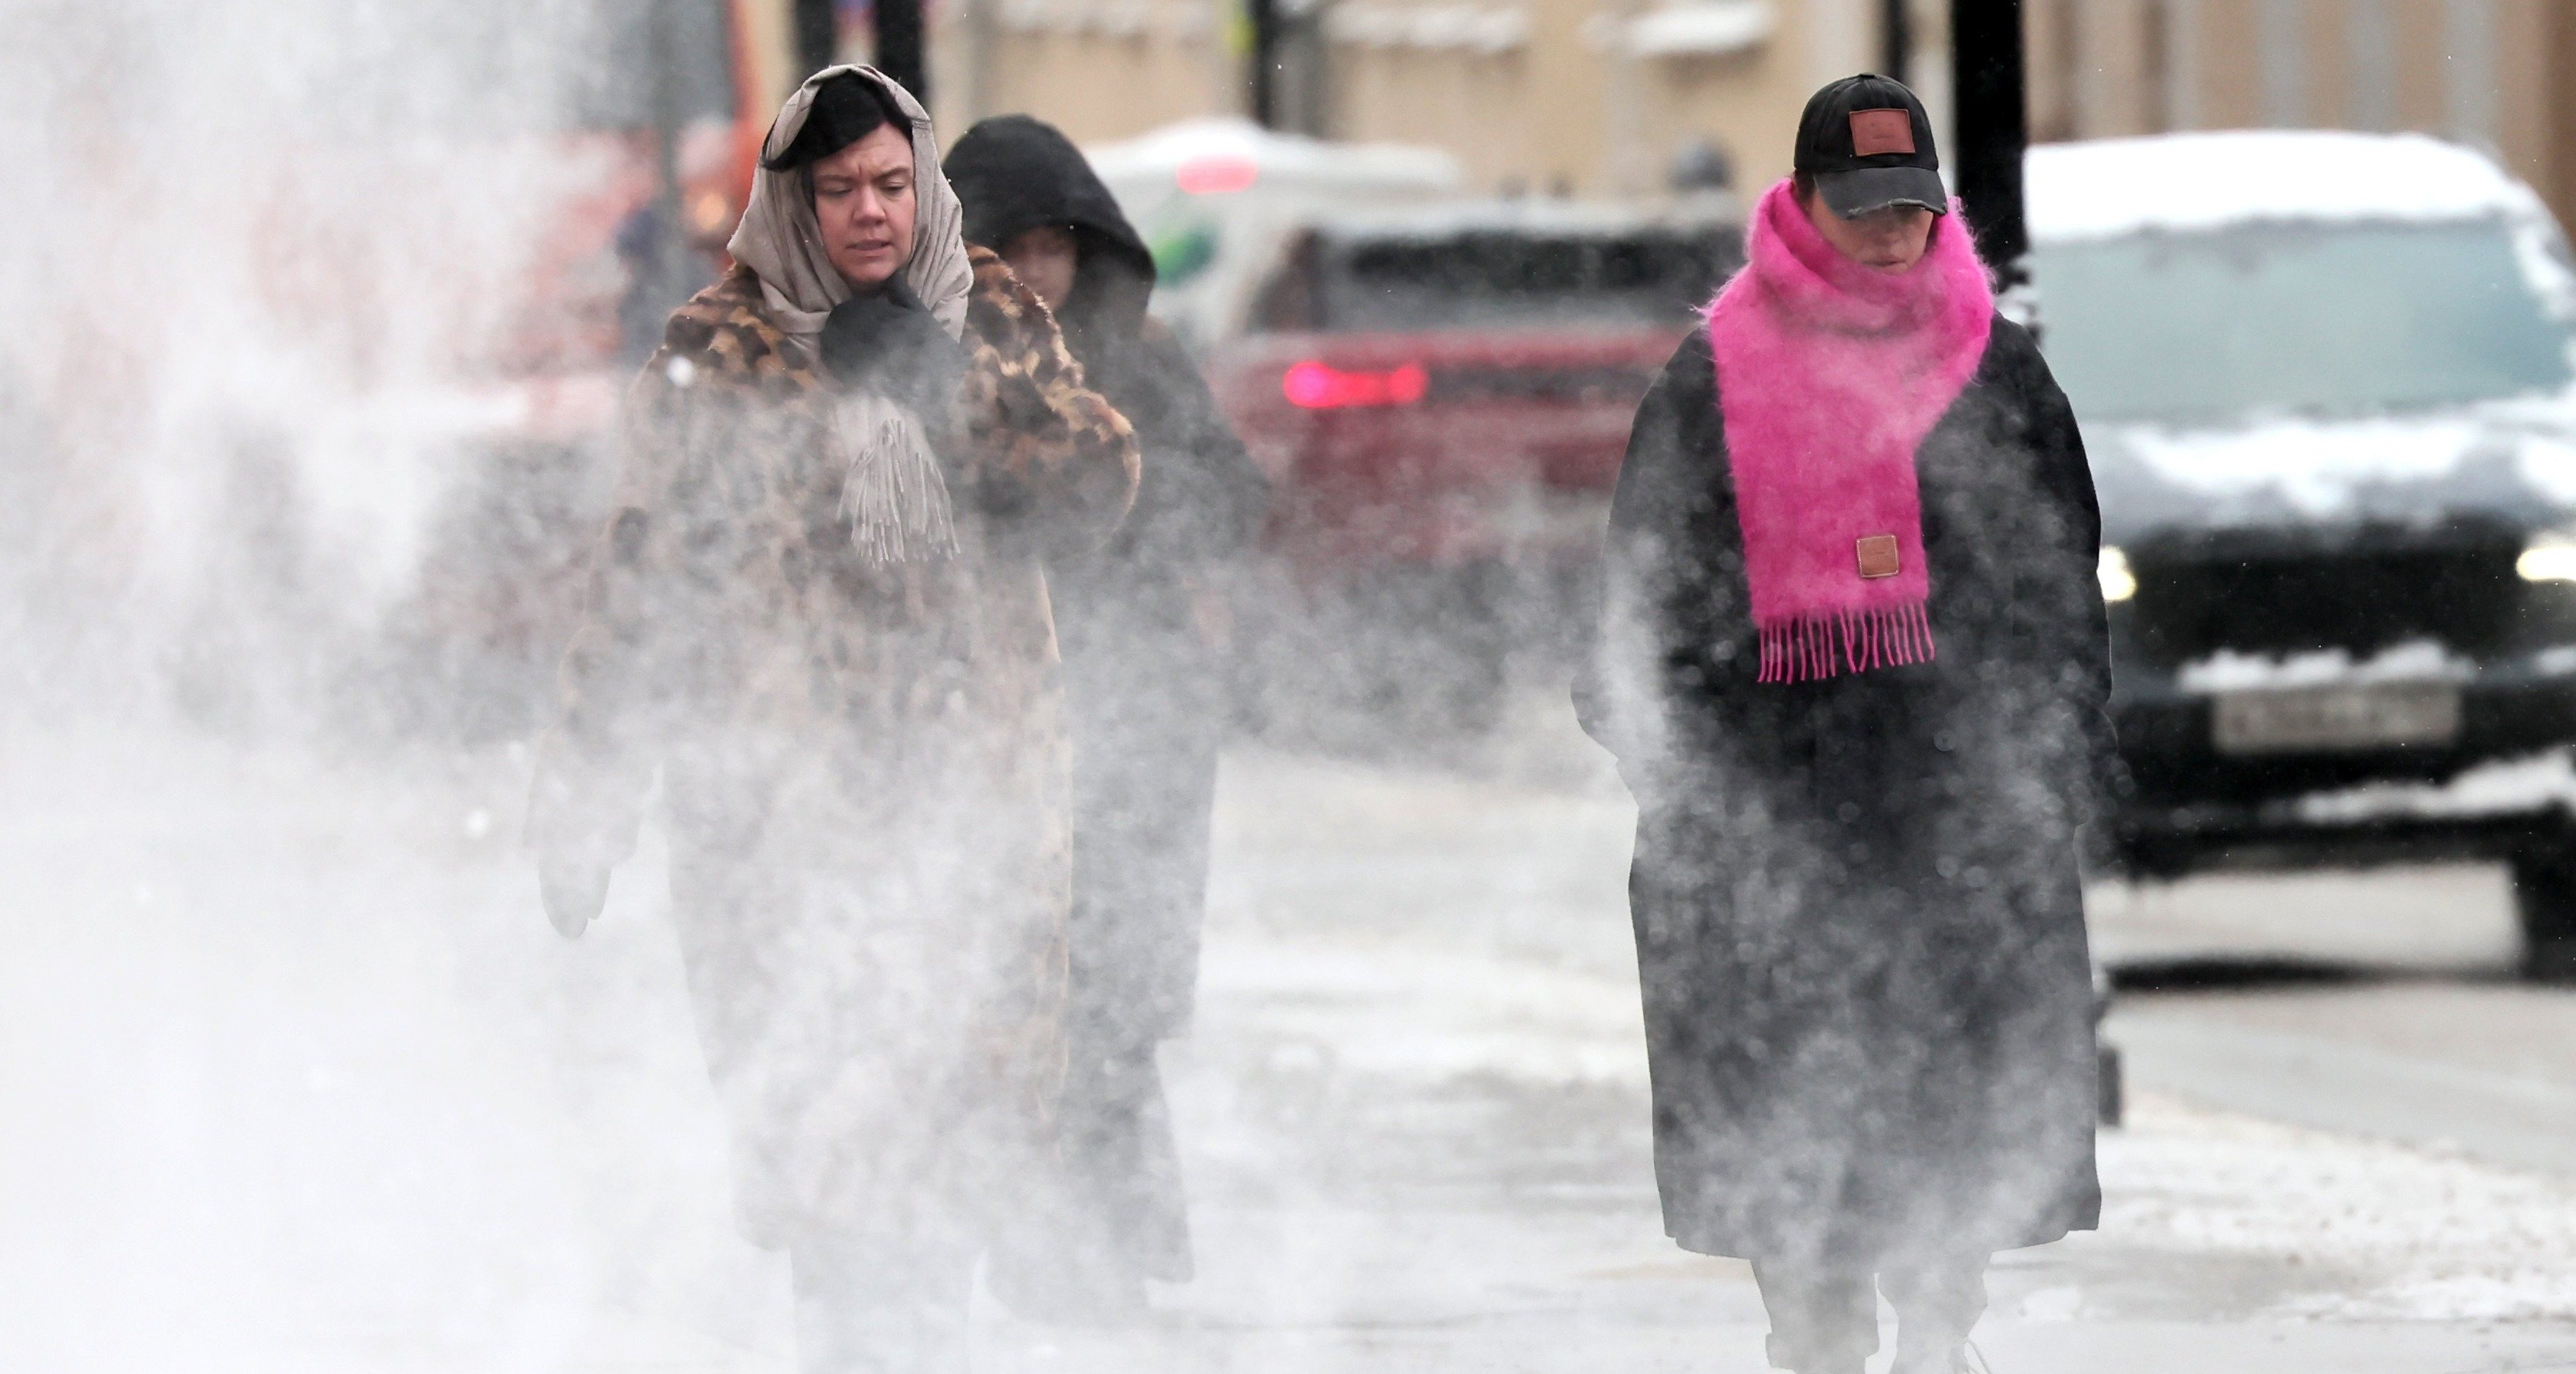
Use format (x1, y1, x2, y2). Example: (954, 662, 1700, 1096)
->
(1815, 166, 1950, 218)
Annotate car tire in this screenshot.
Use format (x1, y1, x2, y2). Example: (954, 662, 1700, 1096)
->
(2096, 1039, 2125, 1128)
(2510, 847, 2576, 983)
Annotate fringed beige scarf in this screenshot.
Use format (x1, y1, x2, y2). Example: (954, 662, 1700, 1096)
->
(835, 406, 957, 564)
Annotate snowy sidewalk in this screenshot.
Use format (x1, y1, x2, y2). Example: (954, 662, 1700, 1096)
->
(6, 731, 2576, 1370)
(1020, 747, 2576, 1371)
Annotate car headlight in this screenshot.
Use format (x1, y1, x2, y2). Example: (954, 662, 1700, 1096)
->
(2098, 546, 2137, 603)
(2520, 533, 2576, 583)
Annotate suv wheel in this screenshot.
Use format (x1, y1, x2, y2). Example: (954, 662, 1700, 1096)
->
(2511, 847, 2576, 983)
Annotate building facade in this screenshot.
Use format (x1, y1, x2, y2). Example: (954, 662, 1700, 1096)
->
(825, 0, 2576, 231)
(920, 0, 1880, 198)
(2023, 0, 2576, 231)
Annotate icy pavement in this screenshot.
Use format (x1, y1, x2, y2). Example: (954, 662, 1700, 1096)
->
(7, 723, 2576, 1370)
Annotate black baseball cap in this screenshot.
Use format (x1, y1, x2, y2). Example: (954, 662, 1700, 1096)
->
(1794, 74, 1948, 219)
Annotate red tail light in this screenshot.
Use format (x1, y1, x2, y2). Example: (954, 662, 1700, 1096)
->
(1282, 361, 1429, 409)
(1177, 154, 1260, 195)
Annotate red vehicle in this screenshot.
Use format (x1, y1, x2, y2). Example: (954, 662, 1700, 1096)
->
(1209, 201, 1743, 731)
(378, 0, 804, 738)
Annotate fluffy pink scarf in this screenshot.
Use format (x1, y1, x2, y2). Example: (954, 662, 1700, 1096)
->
(1706, 178, 1994, 684)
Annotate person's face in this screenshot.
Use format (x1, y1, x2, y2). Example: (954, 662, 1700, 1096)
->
(810, 124, 919, 291)
(1803, 189, 1936, 271)
(999, 225, 1080, 314)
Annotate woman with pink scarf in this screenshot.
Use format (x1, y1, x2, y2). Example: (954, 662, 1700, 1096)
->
(1577, 76, 2116, 1374)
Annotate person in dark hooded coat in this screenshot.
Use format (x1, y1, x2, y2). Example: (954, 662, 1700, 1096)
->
(945, 114, 1271, 1314)
(1575, 76, 2115, 1374)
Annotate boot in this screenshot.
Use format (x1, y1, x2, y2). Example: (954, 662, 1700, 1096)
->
(1752, 1260, 1876, 1374)
(1883, 1253, 1990, 1374)
(1889, 1335, 1993, 1374)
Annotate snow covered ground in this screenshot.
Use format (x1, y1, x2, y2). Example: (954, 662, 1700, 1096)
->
(7, 717, 2576, 1370)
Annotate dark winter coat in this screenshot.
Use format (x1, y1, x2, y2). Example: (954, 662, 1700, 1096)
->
(530, 253, 1139, 1254)
(1576, 320, 2113, 1267)
(950, 116, 1271, 1048)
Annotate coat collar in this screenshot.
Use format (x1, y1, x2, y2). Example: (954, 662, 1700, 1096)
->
(653, 248, 1019, 401)
(652, 267, 824, 401)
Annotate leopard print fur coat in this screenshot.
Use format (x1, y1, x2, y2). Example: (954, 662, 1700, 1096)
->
(532, 249, 1138, 1251)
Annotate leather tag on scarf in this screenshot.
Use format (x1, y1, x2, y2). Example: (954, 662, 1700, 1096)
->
(1850, 109, 1916, 157)
(1856, 534, 1901, 579)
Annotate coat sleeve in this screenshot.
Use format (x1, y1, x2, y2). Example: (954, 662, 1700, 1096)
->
(2005, 323, 2130, 847)
(525, 354, 735, 866)
(1125, 326, 1271, 568)
(1576, 331, 1751, 785)
(957, 249, 1142, 556)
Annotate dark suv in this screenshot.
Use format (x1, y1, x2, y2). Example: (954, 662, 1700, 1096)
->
(2027, 131, 2576, 977)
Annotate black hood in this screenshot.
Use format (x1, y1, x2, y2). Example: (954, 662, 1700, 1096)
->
(947, 115, 1155, 339)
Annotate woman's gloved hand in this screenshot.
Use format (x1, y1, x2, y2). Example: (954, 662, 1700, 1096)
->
(537, 849, 612, 939)
(819, 279, 967, 413)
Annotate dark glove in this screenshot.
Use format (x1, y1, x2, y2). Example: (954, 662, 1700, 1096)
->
(538, 849, 612, 939)
(818, 279, 967, 414)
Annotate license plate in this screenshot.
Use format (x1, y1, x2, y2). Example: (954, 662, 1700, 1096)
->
(2212, 683, 2462, 755)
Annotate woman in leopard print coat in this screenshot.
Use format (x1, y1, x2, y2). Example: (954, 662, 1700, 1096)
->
(527, 68, 1137, 1368)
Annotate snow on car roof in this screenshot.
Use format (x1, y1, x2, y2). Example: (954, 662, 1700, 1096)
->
(2026, 130, 2537, 244)
(1085, 117, 1463, 196)
(1304, 197, 1741, 242)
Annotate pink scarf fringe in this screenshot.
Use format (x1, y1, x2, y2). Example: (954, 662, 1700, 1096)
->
(1755, 603, 1938, 684)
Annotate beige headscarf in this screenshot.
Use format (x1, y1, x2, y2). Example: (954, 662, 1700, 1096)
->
(727, 66, 973, 563)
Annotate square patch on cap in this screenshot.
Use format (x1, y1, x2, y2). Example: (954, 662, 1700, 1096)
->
(1856, 534, 1901, 579)
(1850, 109, 1916, 157)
